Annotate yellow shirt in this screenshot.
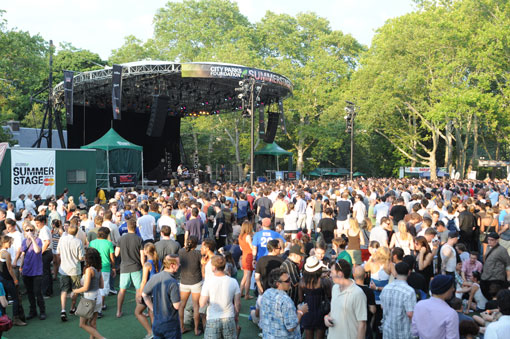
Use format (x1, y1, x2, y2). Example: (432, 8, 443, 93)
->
(273, 200, 288, 219)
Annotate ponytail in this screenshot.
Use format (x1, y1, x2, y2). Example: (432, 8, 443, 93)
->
(185, 235, 198, 252)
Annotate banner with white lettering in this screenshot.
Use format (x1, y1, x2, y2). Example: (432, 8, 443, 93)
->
(11, 150, 56, 199)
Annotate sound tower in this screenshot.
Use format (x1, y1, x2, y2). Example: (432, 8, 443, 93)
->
(258, 104, 265, 138)
(146, 95, 169, 137)
(263, 112, 280, 143)
(63, 70, 74, 125)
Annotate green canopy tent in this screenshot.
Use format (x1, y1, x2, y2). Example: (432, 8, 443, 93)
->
(353, 171, 366, 177)
(81, 128, 143, 190)
(254, 142, 293, 178)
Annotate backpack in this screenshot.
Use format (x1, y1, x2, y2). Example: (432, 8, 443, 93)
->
(446, 217, 457, 232)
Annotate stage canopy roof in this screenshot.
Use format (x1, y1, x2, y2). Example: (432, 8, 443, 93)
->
(53, 61, 293, 117)
(254, 142, 292, 156)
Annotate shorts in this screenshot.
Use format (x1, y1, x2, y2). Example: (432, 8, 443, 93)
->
(60, 275, 81, 293)
(119, 271, 142, 290)
(142, 239, 154, 246)
(204, 317, 237, 339)
(346, 250, 362, 265)
(100, 271, 110, 297)
(180, 281, 203, 294)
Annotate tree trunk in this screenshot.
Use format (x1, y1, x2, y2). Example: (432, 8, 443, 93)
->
(207, 134, 213, 168)
(412, 114, 417, 167)
(467, 114, 478, 175)
(296, 147, 305, 174)
(445, 120, 453, 173)
(192, 131, 199, 164)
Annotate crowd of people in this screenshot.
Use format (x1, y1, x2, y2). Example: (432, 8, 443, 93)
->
(1, 178, 510, 338)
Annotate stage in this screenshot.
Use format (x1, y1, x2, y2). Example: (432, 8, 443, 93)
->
(53, 61, 292, 176)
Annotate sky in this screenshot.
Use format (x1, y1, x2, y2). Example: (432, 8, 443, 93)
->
(1, 0, 415, 60)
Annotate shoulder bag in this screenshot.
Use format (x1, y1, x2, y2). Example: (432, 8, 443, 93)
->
(75, 296, 96, 319)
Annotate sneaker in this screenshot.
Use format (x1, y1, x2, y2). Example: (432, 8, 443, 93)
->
(102, 304, 107, 311)
(39, 313, 47, 320)
(69, 308, 76, 315)
(98, 312, 103, 318)
(143, 333, 153, 339)
(109, 290, 118, 295)
(61, 311, 67, 322)
(13, 318, 27, 326)
(26, 312, 37, 320)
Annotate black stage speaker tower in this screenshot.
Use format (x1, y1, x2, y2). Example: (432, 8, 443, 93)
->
(263, 112, 280, 143)
(147, 95, 168, 137)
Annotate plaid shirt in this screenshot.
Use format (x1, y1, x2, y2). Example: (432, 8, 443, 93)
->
(260, 288, 300, 339)
(380, 279, 416, 339)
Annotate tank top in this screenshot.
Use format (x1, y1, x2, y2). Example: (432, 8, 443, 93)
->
(147, 259, 157, 280)
(347, 231, 361, 250)
(371, 265, 390, 303)
(0, 249, 12, 281)
(82, 267, 100, 300)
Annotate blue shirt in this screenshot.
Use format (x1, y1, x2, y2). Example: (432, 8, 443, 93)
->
(118, 222, 141, 237)
(252, 230, 285, 260)
(237, 200, 249, 219)
(260, 288, 300, 339)
(0, 282, 4, 316)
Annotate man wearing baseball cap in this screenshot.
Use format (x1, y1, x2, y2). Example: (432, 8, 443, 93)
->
(480, 232, 510, 300)
(280, 245, 305, 305)
(411, 274, 459, 339)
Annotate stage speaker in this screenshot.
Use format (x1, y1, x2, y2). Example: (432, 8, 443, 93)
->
(263, 112, 280, 143)
(146, 95, 169, 137)
(112, 65, 123, 120)
(258, 104, 265, 138)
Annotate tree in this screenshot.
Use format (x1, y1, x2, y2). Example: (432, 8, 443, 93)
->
(256, 11, 364, 173)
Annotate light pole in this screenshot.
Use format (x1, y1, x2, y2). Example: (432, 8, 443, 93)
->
(345, 101, 356, 181)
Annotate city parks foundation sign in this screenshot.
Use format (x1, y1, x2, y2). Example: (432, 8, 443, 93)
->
(11, 150, 56, 199)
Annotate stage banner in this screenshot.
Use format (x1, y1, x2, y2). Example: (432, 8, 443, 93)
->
(109, 173, 137, 187)
(11, 150, 56, 199)
(181, 63, 293, 91)
(63, 70, 74, 124)
(112, 64, 123, 120)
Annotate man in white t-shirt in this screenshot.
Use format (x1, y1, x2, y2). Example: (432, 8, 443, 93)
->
(369, 217, 390, 247)
(137, 204, 156, 244)
(157, 207, 177, 236)
(199, 255, 241, 339)
(79, 210, 95, 233)
(5, 219, 24, 279)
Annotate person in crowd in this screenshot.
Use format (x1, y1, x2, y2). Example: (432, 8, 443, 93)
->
(462, 251, 483, 282)
(380, 262, 416, 339)
(157, 207, 177, 237)
(184, 207, 204, 246)
(115, 218, 144, 318)
(324, 259, 367, 339)
(199, 254, 241, 339)
(458, 203, 476, 251)
(73, 247, 105, 339)
(89, 227, 115, 317)
(389, 220, 414, 255)
(87, 216, 103, 243)
(252, 217, 284, 262)
(260, 268, 309, 339)
(0, 235, 26, 325)
(332, 237, 352, 266)
(369, 216, 389, 248)
(465, 271, 488, 313)
(441, 231, 459, 277)
(284, 202, 299, 238)
(272, 192, 288, 227)
(317, 207, 336, 246)
(299, 256, 331, 339)
(255, 239, 284, 295)
(34, 215, 53, 298)
(280, 244, 305, 305)
(411, 274, 459, 339)
(484, 289, 510, 338)
(137, 204, 156, 245)
(155, 225, 181, 261)
(142, 254, 181, 339)
(51, 219, 63, 281)
(135, 243, 159, 339)
(346, 218, 363, 266)
(17, 221, 46, 320)
(178, 236, 203, 336)
(238, 220, 255, 300)
(414, 236, 436, 289)
(57, 223, 85, 321)
(353, 265, 376, 339)
(480, 232, 510, 299)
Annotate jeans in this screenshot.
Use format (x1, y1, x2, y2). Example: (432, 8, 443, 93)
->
(0, 277, 19, 317)
(23, 275, 45, 314)
(41, 250, 53, 296)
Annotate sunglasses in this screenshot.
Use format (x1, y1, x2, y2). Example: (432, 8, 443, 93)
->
(26, 229, 35, 232)
(279, 278, 291, 283)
